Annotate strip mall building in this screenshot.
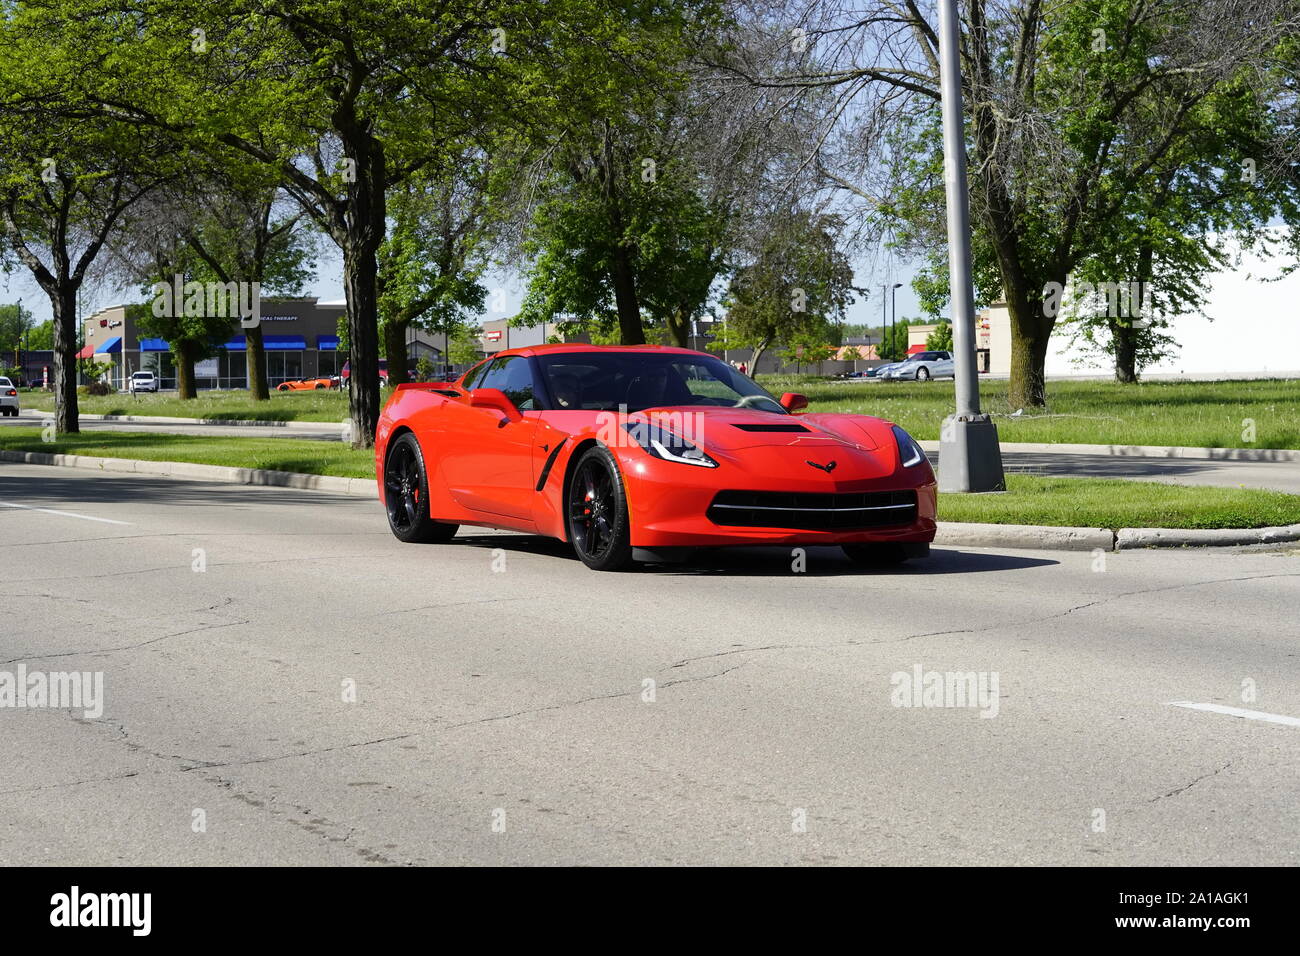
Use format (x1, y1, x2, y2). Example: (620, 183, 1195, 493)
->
(78, 299, 351, 390)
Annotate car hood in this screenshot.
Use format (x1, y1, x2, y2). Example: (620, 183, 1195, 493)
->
(629, 406, 885, 453)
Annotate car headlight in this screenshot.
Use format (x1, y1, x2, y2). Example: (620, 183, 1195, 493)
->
(623, 422, 718, 468)
(892, 425, 926, 468)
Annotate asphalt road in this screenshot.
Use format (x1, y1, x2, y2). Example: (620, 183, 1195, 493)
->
(1, 462, 1297, 865)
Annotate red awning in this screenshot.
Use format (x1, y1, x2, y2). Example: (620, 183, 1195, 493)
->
(75, 344, 95, 359)
(906, 344, 926, 355)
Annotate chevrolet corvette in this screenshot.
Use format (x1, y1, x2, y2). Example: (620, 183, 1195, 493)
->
(375, 345, 936, 571)
(276, 377, 336, 391)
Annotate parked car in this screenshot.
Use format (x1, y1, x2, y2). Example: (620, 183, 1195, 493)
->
(342, 359, 423, 386)
(375, 344, 935, 571)
(0, 376, 19, 416)
(129, 370, 159, 393)
(866, 362, 902, 379)
(276, 377, 336, 391)
(880, 351, 955, 381)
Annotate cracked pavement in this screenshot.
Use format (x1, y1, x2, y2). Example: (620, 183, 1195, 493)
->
(1, 462, 1298, 865)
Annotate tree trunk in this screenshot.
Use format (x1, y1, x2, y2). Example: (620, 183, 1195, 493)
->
(1112, 243, 1154, 384)
(749, 337, 772, 375)
(174, 341, 198, 399)
(1111, 321, 1138, 383)
(246, 323, 270, 400)
(666, 308, 689, 348)
(344, 243, 383, 447)
(610, 245, 645, 345)
(384, 320, 410, 386)
(50, 284, 79, 434)
(1005, 283, 1053, 409)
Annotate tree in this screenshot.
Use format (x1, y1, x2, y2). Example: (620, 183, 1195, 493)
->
(0, 9, 172, 431)
(0, 301, 34, 361)
(1059, 80, 1300, 382)
(448, 325, 483, 368)
(177, 172, 317, 399)
(729, 0, 1297, 407)
(27, 319, 53, 350)
(378, 159, 493, 386)
(926, 321, 952, 352)
(515, 20, 808, 349)
(78, 0, 715, 446)
(715, 209, 856, 371)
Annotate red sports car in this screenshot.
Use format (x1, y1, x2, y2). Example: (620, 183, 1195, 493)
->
(375, 345, 936, 571)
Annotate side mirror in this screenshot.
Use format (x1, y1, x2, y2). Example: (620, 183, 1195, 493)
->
(469, 387, 523, 423)
(779, 392, 809, 413)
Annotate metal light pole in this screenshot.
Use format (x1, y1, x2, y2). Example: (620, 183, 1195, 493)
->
(890, 282, 902, 357)
(937, 0, 1005, 492)
(879, 284, 888, 358)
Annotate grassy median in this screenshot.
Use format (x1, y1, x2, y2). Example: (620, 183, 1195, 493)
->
(3, 429, 1299, 529)
(0, 428, 375, 478)
(937, 475, 1300, 530)
(22, 389, 364, 423)
(759, 376, 1300, 450)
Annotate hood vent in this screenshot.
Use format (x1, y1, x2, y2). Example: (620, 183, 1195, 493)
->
(731, 423, 810, 433)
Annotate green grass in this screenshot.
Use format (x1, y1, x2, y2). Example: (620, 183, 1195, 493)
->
(0, 428, 375, 479)
(938, 475, 1300, 529)
(758, 376, 1300, 449)
(22, 389, 361, 422)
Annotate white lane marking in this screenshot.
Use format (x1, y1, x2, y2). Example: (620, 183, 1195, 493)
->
(1167, 701, 1300, 728)
(0, 501, 132, 526)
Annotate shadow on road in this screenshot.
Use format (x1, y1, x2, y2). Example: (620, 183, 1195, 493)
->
(454, 532, 1058, 576)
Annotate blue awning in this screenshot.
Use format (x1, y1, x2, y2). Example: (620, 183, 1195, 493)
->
(317, 335, 340, 350)
(139, 338, 170, 352)
(224, 335, 306, 351)
(265, 335, 306, 350)
(96, 337, 122, 354)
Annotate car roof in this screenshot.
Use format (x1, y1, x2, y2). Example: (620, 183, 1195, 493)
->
(490, 343, 711, 360)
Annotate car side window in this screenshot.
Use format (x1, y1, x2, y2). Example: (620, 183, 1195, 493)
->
(478, 357, 537, 411)
(462, 359, 496, 391)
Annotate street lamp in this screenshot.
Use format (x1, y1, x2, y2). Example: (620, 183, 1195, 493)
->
(936, 0, 1004, 492)
(890, 282, 902, 359)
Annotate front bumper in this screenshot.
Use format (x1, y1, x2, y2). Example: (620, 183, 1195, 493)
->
(622, 446, 937, 548)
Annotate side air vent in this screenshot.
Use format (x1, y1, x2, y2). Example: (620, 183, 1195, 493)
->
(731, 423, 811, 433)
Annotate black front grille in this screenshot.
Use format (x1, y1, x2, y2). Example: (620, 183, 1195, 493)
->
(707, 489, 918, 530)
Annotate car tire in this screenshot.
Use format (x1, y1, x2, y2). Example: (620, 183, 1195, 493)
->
(315, 383, 326, 389)
(383, 432, 458, 544)
(842, 542, 928, 567)
(916, 366, 930, 382)
(566, 445, 634, 571)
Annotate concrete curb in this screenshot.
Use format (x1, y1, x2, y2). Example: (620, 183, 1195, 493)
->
(0, 448, 374, 497)
(936, 522, 1115, 552)
(919, 439, 1300, 463)
(16, 410, 336, 430)
(3, 450, 1298, 550)
(1115, 524, 1300, 550)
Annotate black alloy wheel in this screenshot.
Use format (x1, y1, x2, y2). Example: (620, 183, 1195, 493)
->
(383, 432, 457, 544)
(566, 446, 634, 571)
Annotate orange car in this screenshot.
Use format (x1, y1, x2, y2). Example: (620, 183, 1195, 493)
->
(276, 377, 336, 391)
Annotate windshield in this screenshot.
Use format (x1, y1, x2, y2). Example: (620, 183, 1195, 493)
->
(537, 352, 785, 414)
